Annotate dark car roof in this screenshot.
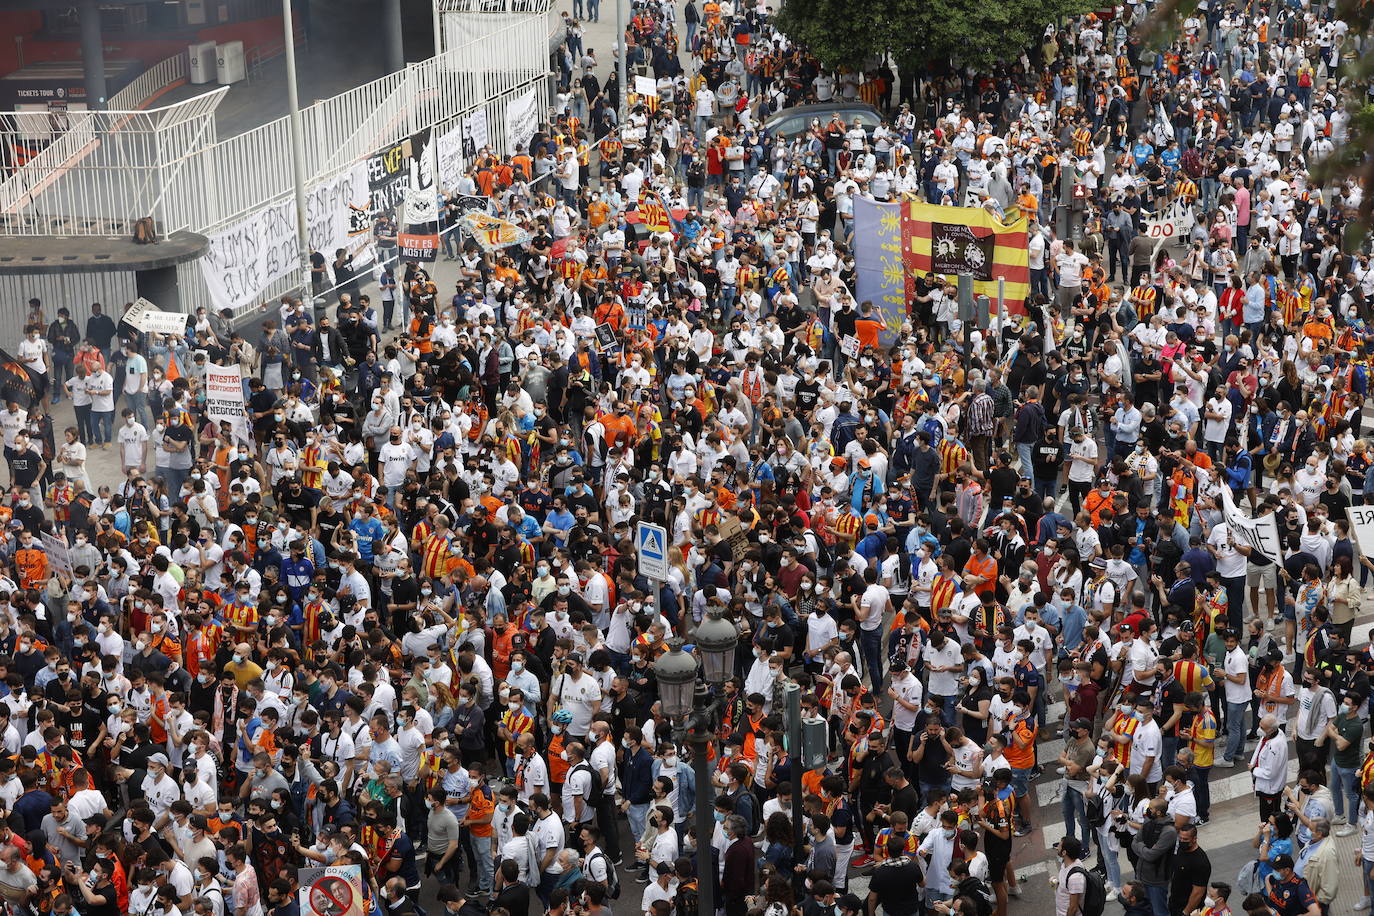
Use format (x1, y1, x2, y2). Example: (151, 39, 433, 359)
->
(762, 102, 883, 137)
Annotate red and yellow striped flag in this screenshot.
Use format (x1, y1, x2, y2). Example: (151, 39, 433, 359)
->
(900, 201, 1030, 315)
(638, 189, 671, 233)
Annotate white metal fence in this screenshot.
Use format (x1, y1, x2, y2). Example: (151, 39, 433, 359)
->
(0, 51, 190, 234)
(1, 2, 552, 318)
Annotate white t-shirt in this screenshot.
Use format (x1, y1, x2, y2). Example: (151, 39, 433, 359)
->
(1207, 524, 1249, 578)
(1068, 437, 1099, 483)
(1056, 251, 1090, 287)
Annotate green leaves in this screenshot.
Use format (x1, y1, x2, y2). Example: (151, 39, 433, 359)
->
(777, 0, 1100, 72)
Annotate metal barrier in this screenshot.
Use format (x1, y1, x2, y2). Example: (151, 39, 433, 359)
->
(0, 1, 553, 315)
(0, 51, 190, 232)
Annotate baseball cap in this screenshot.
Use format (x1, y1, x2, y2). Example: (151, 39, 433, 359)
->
(148, 752, 170, 768)
(1271, 854, 1295, 869)
(1070, 718, 1093, 732)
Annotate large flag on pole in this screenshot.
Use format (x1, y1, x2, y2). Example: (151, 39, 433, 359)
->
(637, 189, 672, 234)
(899, 200, 1031, 315)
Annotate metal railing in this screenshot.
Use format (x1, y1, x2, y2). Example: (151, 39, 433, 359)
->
(1, 2, 553, 315)
(109, 50, 190, 109)
(0, 50, 190, 232)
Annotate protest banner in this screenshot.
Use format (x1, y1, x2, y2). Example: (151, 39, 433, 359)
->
(1218, 485, 1283, 564)
(204, 363, 250, 444)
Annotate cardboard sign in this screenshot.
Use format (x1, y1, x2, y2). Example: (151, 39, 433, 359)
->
(123, 298, 191, 336)
(717, 515, 749, 561)
(840, 335, 861, 358)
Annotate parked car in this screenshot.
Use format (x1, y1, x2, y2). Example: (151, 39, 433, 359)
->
(761, 102, 883, 140)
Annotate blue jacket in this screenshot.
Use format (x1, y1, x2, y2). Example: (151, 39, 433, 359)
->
(652, 756, 696, 822)
(620, 747, 655, 805)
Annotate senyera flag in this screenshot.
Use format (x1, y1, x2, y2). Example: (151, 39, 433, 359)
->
(0, 349, 36, 406)
(637, 189, 672, 234)
(900, 200, 1030, 315)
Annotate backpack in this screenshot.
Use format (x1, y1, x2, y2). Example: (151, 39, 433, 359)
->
(1236, 859, 1264, 896)
(589, 850, 620, 899)
(956, 877, 994, 916)
(733, 786, 761, 836)
(572, 762, 605, 807)
(132, 216, 158, 244)
(1068, 865, 1107, 916)
(1085, 792, 1109, 830)
(675, 879, 699, 916)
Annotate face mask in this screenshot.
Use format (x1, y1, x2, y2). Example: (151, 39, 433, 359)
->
(232, 654, 244, 664)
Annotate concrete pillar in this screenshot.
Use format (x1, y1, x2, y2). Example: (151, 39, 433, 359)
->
(79, 0, 107, 110)
(382, 0, 405, 73)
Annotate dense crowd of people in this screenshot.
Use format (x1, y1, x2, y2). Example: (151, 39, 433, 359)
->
(1, 2, 1373, 916)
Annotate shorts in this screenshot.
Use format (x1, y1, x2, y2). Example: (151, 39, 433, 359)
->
(1010, 767, 1032, 797)
(985, 841, 1011, 881)
(1246, 563, 1278, 592)
(1280, 600, 1296, 621)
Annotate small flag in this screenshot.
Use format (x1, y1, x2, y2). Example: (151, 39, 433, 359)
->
(165, 352, 182, 382)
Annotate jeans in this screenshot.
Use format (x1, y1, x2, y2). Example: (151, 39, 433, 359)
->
(1061, 785, 1090, 850)
(628, 801, 650, 843)
(1364, 858, 1374, 907)
(1191, 765, 1211, 820)
(1332, 763, 1359, 820)
(1096, 824, 1122, 891)
(1144, 883, 1169, 916)
(92, 410, 113, 446)
(1031, 266, 1049, 301)
(159, 465, 189, 501)
(1224, 700, 1248, 763)
(859, 627, 885, 689)
(465, 829, 493, 893)
(1016, 443, 1035, 489)
(125, 390, 151, 427)
(586, 0, 598, 19)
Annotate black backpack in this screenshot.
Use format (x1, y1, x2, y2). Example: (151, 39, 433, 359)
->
(1068, 865, 1107, 916)
(572, 762, 605, 807)
(589, 850, 620, 899)
(675, 879, 699, 916)
(955, 877, 994, 916)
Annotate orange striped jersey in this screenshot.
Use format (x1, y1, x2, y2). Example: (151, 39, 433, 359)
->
(420, 531, 454, 579)
(929, 573, 961, 618)
(832, 510, 862, 543)
(1131, 284, 1157, 318)
(184, 623, 223, 677)
(1072, 127, 1093, 157)
(1174, 178, 1198, 201)
(1361, 750, 1374, 790)
(302, 599, 328, 644)
(937, 438, 970, 476)
(1172, 658, 1214, 695)
(224, 599, 259, 631)
(1106, 710, 1140, 769)
(873, 828, 919, 861)
(500, 708, 535, 758)
(694, 506, 722, 529)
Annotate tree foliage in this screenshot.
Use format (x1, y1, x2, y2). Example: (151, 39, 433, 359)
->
(774, 0, 1101, 73)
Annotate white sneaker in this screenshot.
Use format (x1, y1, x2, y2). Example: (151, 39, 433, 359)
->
(1056, 767, 1067, 776)
(1213, 758, 1236, 768)
(1105, 889, 1118, 903)
(1334, 815, 1348, 826)
(1337, 825, 1359, 837)
(1354, 899, 1371, 912)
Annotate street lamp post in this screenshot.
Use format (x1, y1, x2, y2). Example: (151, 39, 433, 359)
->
(281, 0, 311, 299)
(654, 611, 738, 916)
